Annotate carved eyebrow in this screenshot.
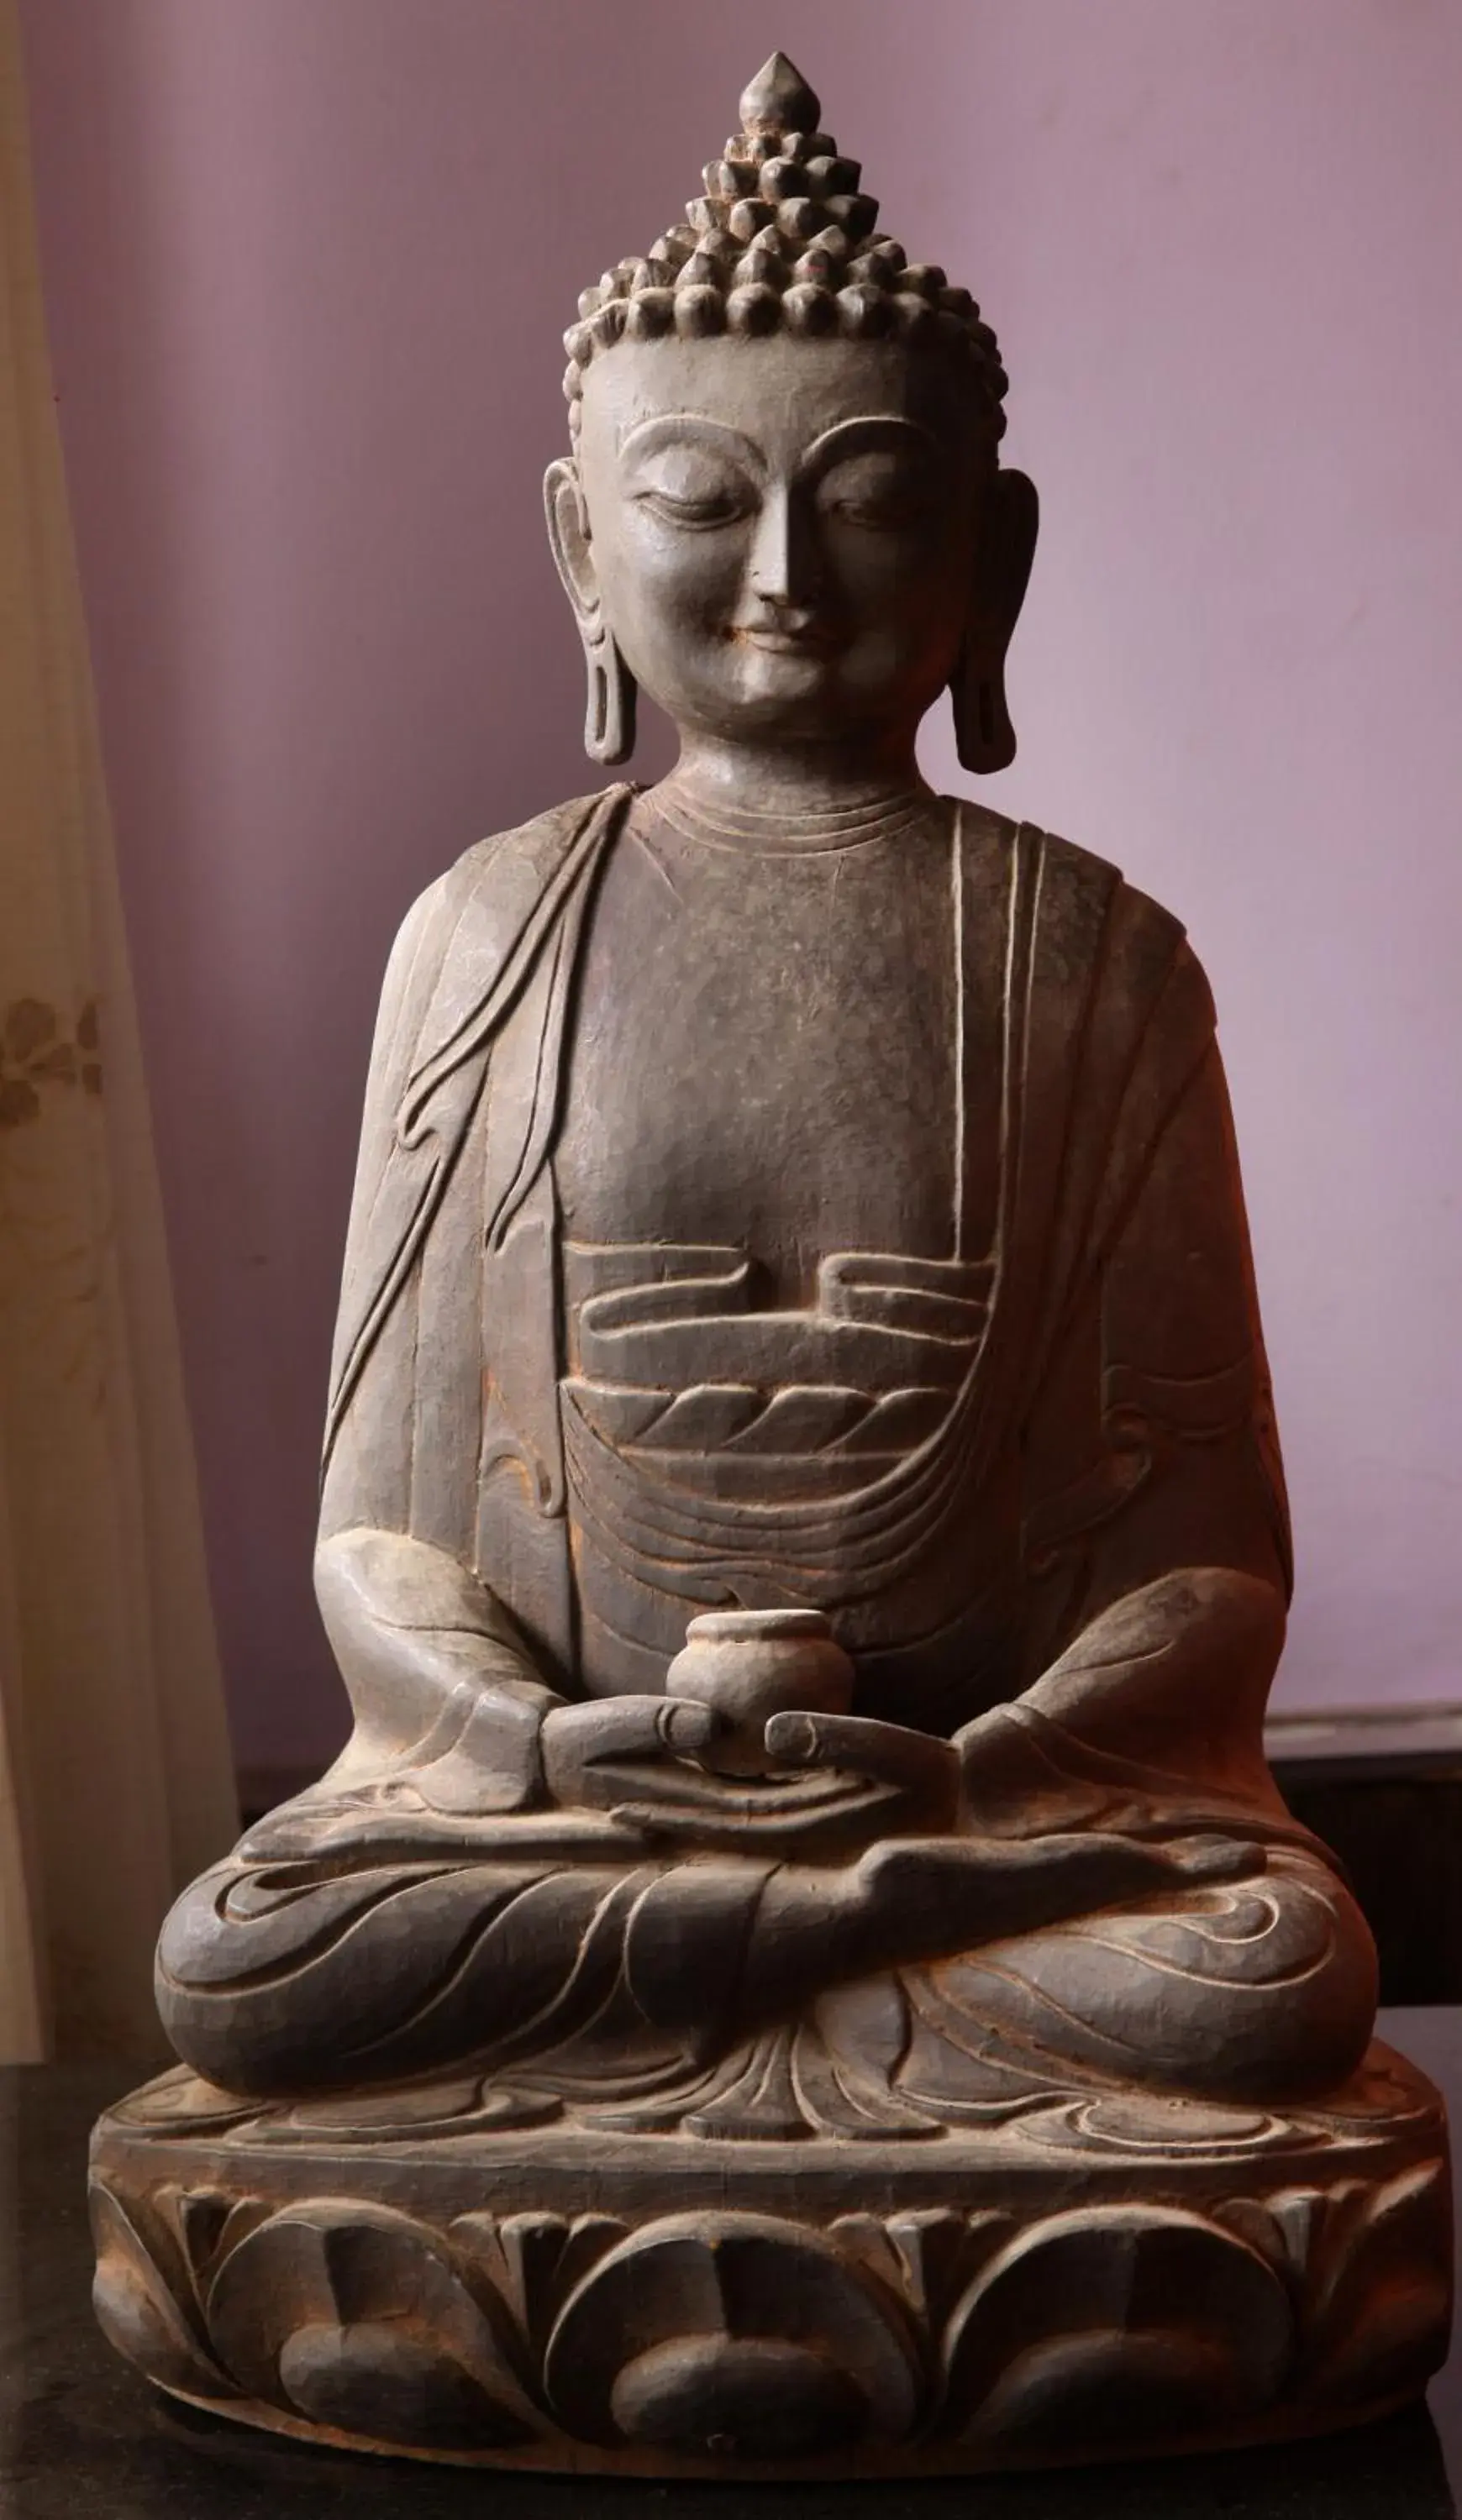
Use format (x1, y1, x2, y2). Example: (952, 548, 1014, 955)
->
(796, 416, 942, 484)
(616, 415, 766, 478)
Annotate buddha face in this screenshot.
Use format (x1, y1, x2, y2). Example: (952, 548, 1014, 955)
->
(549, 333, 1018, 761)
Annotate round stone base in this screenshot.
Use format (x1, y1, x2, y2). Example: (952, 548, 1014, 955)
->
(90, 2039, 1452, 2477)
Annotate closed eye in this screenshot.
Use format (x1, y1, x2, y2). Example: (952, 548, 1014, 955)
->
(815, 454, 936, 534)
(634, 487, 753, 530)
(823, 496, 924, 530)
(819, 485, 932, 532)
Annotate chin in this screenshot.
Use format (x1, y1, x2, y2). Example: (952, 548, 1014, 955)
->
(731, 649, 837, 706)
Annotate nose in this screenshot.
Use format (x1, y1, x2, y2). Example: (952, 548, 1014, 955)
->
(747, 486, 818, 612)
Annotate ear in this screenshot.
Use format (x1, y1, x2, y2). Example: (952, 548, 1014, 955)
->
(952, 468, 1039, 776)
(544, 455, 637, 766)
(544, 457, 601, 626)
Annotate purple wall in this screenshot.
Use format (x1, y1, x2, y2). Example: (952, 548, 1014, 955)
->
(18, 1, 1462, 1768)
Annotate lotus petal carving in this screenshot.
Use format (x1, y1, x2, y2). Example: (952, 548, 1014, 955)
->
(90, 2182, 236, 2402)
(1300, 2160, 1454, 2406)
(944, 2204, 1294, 2449)
(544, 2211, 921, 2458)
(205, 2201, 540, 2449)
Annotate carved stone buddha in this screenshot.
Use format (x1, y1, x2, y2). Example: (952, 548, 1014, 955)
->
(92, 55, 1450, 2477)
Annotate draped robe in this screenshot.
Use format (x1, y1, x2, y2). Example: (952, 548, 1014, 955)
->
(155, 787, 1375, 2130)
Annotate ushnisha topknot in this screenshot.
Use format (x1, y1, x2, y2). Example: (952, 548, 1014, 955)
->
(563, 51, 1008, 449)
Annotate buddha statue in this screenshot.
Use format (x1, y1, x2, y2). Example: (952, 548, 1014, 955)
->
(92, 56, 1449, 2479)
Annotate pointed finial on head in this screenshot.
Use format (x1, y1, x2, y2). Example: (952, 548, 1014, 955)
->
(739, 52, 821, 140)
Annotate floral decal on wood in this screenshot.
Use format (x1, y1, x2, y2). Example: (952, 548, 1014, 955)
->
(0, 995, 102, 1127)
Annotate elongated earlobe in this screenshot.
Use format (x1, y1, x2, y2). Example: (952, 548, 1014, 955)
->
(952, 641, 1016, 776)
(951, 469, 1039, 777)
(583, 627, 637, 765)
(544, 456, 639, 768)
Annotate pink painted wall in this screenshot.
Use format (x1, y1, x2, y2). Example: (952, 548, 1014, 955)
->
(18, 0, 1462, 1769)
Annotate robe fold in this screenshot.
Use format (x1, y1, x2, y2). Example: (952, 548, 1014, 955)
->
(155, 788, 1372, 2121)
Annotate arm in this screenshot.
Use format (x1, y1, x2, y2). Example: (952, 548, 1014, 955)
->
(1021, 1030, 1288, 1630)
(308, 797, 734, 1826)
(960, 1016, 1294, 1830)
(308, 873, 571, 1814)
(313, 1526, 562, 1810)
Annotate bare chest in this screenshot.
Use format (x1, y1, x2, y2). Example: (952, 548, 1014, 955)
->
(555, 811, 974, 1304)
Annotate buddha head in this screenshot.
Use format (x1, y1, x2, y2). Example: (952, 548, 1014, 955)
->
(545, 54, 1038, 781)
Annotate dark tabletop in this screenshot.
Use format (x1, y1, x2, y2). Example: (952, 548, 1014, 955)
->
(4, 2008, 1460, 2520)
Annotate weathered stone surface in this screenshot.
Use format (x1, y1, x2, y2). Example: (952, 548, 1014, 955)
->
(95, 49, 1450, 2475)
